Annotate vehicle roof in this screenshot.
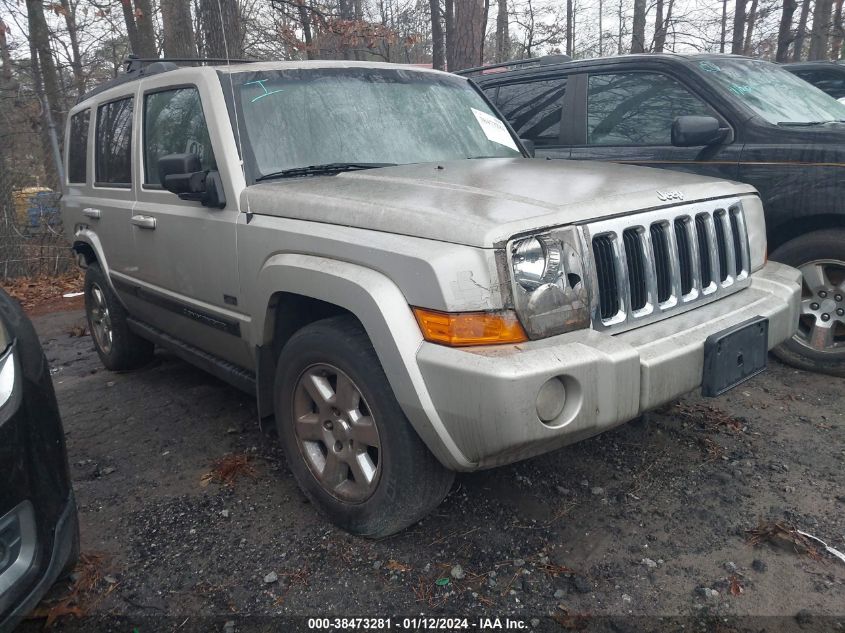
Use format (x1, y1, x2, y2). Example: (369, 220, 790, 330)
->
(79, 58, 450, 104)
(783, 60, 845, 69)
(465, 52, 761, 81)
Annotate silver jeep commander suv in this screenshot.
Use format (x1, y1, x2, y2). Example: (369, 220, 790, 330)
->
(62, 59, 801, 537)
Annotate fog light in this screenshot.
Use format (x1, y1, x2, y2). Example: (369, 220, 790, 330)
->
(536, 377, 566, 422)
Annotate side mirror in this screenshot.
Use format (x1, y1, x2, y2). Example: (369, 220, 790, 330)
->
(520, 139, 536, 157)
(158, 153, 226, 209)
(671, 116, 728, 147)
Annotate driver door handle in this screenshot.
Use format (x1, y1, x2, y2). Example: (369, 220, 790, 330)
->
(130, 215, 156, 230)
(82, 207, 101, 219)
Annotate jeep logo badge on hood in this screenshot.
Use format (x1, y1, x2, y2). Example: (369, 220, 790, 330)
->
(657, 190, 685, 202)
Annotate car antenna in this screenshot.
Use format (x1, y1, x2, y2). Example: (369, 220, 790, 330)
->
(214, 0, 254, 223)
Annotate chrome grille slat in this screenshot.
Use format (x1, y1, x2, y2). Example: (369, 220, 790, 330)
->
(683, 216, 702, 300)
(717, 209, 737, 285)
(663, 220, 683, 308)
(640, 226, 659, 314)
(587, 199, 752, 334)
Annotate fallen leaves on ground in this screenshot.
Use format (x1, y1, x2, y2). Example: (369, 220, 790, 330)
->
(552, 606, 591, 631)
(385, 559, 411, 572)
(746, 520, 823, 561)
(3, 271, 83, 311)
(674, 403, 744, 433)
(200, 453, 257, 487)
(729, 574, 744, 596)
(27, 552, 116, 627)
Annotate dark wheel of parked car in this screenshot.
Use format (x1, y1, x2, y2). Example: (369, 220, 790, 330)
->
(771, 229, 845, 377)
(84, 263, 154, 371)
(274, 315, 454, 537)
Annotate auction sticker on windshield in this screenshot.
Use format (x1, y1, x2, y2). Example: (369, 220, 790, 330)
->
(471, 108, 519, 151)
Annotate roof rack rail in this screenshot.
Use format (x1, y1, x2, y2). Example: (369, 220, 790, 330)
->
(124, 55, 258, 73)
(455, 54, 572, 76)
(79, 55, 259, 103)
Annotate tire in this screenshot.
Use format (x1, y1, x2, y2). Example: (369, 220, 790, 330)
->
(84, 263, 154, 371)
(274, 315, 454, 537)
(770, 229, 845, 377)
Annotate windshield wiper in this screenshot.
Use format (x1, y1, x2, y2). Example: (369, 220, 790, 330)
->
(777, 120, 844, 126)
(256, 162, 396, 181)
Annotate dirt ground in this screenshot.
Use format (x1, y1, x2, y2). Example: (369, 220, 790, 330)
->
(18, 308, 845, 632)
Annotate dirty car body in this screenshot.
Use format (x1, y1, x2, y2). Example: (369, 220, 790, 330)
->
(62, 60, 801, 536)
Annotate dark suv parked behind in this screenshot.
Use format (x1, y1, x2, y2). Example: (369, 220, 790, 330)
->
(463, 54, 845, 375)
(784, 61, 845, 101)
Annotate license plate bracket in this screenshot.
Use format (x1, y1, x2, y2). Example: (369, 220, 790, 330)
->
(702, 316, 769, 397)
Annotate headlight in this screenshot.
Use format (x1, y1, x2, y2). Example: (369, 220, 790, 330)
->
(512, 236, 563, 290)
(507, 228, 591, 339)
(0, 342, 20, 425)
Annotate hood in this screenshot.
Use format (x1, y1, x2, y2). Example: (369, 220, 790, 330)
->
(244, 158, 756, 248)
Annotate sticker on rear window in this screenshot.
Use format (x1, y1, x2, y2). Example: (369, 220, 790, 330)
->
(471, 108, 519, 151)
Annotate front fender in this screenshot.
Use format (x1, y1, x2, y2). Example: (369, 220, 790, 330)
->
(248, 253, 474, 471)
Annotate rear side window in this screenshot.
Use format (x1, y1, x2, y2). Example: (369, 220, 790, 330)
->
(587, 72, 713, 146)
(67, 110, 89, 183)
(144, 87, 216, 186)
(793, 69, 845, 99)
(492, 79, 566, 145)
(96, 97, 134, 186)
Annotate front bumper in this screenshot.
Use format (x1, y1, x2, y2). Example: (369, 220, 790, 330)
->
(0, 491, 78, 633)
(416, 261, 800, 470)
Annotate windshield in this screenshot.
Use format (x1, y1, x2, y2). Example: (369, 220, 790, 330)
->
(223, 67, 521, 180)
(697, 58, 845, 124)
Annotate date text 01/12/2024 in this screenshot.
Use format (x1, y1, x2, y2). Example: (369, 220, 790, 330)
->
(307, 617, 530, 630)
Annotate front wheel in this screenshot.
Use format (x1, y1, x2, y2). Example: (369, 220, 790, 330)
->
(274, 316, 454, 537)
(770, 229, 845, 377)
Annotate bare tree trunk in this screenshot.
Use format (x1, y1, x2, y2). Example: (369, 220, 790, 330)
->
(617, 0, 623, 54)
(25, 0, 63, 137)
(566, 0, 574, 55)
(58, 0, 85, 97)
(134, 0, 158, 57)
(793, 0, 812, 60)
(630, 0, 646, 52)
(809, 0, 834, 59)
(731, 0, 747, 54)
(495, 0, 508, 62)
(444, 0, 456, 67)
(720, 0, 728, 51)
(832, 0, 844, 58)
(295, 1, 316, 60)
(743, 0, 758, 53)
(0, 16, 16, 88)
(431, 0, 446, 68)
(26, 34, 62, 186)
(450, 0, 485, 70)
(653, 0, 664, 51)
(776, 0, 798, 60)
(200, 0, 243, 58)
(480, 0, 489, 62)
(598, 0, 603, 55)
(162, 0, 198, 58)
(120, 0, 142, 55)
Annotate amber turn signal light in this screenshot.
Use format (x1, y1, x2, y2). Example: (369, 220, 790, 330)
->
(412, 308, 528, 346)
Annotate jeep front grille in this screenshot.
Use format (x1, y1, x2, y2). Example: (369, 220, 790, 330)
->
(587, 200, 751, 332)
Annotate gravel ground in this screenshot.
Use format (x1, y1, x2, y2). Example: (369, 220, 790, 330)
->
(18, 309, 845, 633)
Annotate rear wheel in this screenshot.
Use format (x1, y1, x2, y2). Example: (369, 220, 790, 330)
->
(274, 316, 454, 537)
(770, 230, 845, 377)
(84, 263, 154, 371)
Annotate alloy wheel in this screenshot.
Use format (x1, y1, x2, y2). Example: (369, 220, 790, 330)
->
(795, 260, 845, 354)
(292, 363, 381, 503)
(89, 283, 113, 354)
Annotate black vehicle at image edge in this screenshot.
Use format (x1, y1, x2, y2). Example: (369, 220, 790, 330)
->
(463, 53, 845, 376)
(0, 288, 78, 632)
